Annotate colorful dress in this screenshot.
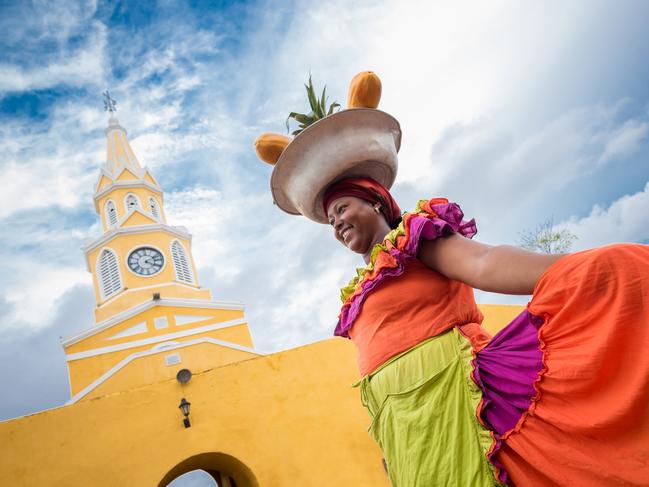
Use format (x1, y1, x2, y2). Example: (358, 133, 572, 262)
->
(337, 198, 649, 486)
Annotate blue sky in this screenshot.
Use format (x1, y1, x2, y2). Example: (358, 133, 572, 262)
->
(1, 0, 649, 438)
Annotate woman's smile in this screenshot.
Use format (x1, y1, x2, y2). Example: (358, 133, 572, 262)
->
(326, 195, 392, 262)
(340, 225, 353, 243)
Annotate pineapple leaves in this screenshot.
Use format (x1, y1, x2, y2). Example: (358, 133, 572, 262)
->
(305, 76, 323, 119)
(286, 73, 341, 135)
(320, 86, 327, 115)
(327, 102, 341, 116)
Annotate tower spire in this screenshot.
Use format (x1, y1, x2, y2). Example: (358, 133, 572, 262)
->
(101, 91, 142, 177)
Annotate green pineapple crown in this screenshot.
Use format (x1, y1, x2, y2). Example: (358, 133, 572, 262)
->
(286, 73, 341, 135)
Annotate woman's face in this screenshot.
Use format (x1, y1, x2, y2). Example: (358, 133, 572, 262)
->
(326, 196, 390, 257)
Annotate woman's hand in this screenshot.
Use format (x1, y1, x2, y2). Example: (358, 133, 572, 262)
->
(417, 233, 566, 294)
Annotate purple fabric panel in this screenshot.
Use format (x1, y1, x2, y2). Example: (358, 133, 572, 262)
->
(474, 309, 544, 436)
(334, 203, 477, 337)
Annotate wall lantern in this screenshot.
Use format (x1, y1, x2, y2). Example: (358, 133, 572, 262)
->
(179, 398, 191, 428)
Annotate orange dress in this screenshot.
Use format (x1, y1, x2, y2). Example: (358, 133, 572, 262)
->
(348, 257, 490, 376)
(337, 197, 649, 486)
(496, 243, 649, 486)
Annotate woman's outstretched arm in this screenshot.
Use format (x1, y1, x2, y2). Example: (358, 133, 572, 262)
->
(418, 233, 566, 294)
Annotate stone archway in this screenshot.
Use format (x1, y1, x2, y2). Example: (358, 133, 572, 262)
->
(158, 452, 260, 487)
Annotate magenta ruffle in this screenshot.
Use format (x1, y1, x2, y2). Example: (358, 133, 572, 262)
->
(334, 202, 477, 337)
(472, 309, 545, 484)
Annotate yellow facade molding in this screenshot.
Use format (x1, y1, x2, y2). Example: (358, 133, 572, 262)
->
(66, 335, 261, 404)
(66, 317, 250, 361)
(83, 224, 192, 260)
(61, 298, 246, 347)
(93, 178, 162, 209)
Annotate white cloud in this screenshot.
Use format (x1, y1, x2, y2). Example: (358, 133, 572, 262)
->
(0, 21, 107, 94)
(597, 119, 648, 165)
(0, 207, 97, 330)
(0, 0, 98, 48)
(411, 101, 649, 243)
(561, 182, 649, 250)
(0, 108, 103, 218)
(3, 265, 89, 326)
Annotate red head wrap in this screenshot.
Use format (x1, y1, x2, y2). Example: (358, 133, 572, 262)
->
(323, 177, 401, 227)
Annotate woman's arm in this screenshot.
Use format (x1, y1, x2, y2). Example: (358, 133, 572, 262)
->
(418, 233, 566, 294)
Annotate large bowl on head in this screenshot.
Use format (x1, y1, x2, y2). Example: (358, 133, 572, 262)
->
(270, 108, 402, 224)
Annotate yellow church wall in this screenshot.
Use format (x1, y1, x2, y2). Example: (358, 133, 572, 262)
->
(67, 306, 247, 353)
(478, 304, 525, 335)
(84, 342, 259, 400)
(116, 168, 139, 181)
(97, 175, 111, 191)
(94, 285, 211, 322)
(82, 305, 244, 353)
(66, 315, 251, 395)
(167, 307, 246, 328)
(0, 338, 391, 487)
(121, 209, 157, 227)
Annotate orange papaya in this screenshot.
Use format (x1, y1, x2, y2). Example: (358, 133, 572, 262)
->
(347, 71, 382, 109)
(254, 133, 292, 165)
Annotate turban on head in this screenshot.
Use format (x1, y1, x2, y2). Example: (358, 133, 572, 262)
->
(323, 177, 401, 227)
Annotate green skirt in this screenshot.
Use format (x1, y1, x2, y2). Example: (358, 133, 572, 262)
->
(356, 328, 500, 486)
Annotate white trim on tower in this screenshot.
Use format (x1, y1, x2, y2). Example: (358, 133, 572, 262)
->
(94, 281, 202, 309)
(83, 224, 192, 256)
(65, 317, 249, 361)
(96, 247, 123, 300)
(61, 297, 245, 346)
(93, 180, 162, 209)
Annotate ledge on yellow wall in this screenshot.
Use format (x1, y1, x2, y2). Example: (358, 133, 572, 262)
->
(478, 303, 525, 335)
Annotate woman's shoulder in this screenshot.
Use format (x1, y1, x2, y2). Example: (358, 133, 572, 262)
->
(392, 197, 477, 255)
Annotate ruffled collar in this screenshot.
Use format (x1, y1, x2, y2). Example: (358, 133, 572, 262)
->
(334, 197, 476, 337)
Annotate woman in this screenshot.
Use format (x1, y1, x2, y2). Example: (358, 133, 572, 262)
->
(322, 177, 649, 486)
(256, 79, 649, 485)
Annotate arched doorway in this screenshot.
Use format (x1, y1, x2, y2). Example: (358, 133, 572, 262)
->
(167, 470, 218, 486)
(158, 452, 259, 487)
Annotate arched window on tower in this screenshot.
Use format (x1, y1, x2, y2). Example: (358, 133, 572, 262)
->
(149, 197, 160, 220)
(98, 248, 122, 299)
(105, 200, 117, 227)
(125, 193, 140, 212)
(171, 240, 194, 284)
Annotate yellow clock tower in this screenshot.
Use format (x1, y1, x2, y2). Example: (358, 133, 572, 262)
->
(61, 97, 258, 403)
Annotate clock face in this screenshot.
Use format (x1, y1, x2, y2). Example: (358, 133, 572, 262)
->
(127, 247, 164, 276)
